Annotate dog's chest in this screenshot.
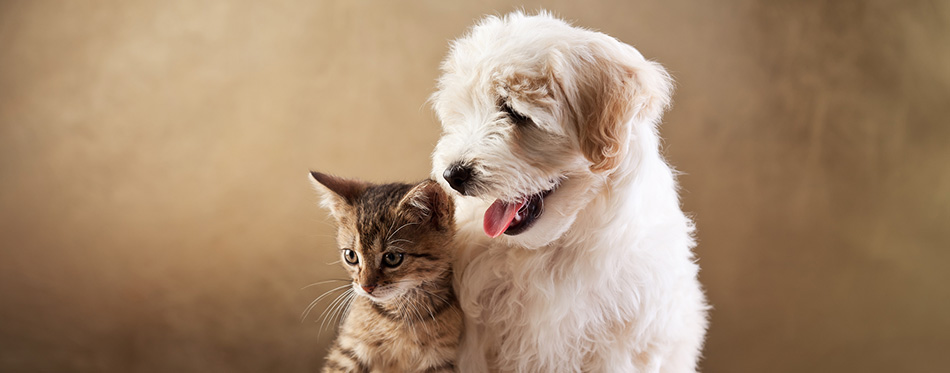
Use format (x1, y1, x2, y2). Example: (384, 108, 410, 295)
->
(463, 245, 627, 367)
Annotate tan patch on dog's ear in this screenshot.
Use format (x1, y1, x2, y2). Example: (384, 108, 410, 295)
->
(397, 179, 455, 231)
(577, 63, 634, 173)
(308, 171, 368, 222)
(500, 72, 554, 103)
(562, 41, 673, 174)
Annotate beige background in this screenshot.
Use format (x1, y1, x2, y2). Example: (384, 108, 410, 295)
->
(1, 1, 948, 372)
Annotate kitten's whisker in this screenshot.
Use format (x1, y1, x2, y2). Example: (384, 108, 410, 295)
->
(301, 284, 351, 322)
(317, 291, 351, 339)
(302, 284, 348, 323)
(419, 286, 462, 319)
(426, 290, 451, 308)
(388, 238, 414, 246)
(420, 290, 437, 322)
(321, 289, 352, 331)
(339, 292, 356, 328)
(408, 301, 431, 338)
(319, 291, 345, 328)
(338, 291, 354, 316)
(301, 279, 349, 290)
(319, 291, 352, 339)
(405, 301, 419, 336)
(332, 291, 354, 328)
(384, 219, 398, 242)
(418, 302, 433, 336)
(320, 289, 352, 332)
(387, 221, 419, 242)
(431, 292, 449, 304)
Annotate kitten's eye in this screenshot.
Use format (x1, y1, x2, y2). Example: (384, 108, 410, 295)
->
(342, 249, 359, 265)
(382, 252, 404, 268)
(501, 102, 530, 125)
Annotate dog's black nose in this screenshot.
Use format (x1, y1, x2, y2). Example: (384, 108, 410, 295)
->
(443, 164, 473, 194)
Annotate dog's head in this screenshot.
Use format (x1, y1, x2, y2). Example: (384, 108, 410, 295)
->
(431, 11, 673, 248)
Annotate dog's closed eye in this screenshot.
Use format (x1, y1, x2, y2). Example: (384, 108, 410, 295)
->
(501, 102, 531, 126)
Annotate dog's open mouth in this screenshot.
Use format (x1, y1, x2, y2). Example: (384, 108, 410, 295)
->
(483, 187, 556, 237)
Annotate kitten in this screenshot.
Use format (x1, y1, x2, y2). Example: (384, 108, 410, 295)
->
(309, 172, 461, 373)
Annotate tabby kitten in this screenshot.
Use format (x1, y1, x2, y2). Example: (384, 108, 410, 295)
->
(309, 172, 461, 373)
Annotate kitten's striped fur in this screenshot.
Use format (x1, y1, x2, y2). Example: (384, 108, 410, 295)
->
(310, 172, 461, 373)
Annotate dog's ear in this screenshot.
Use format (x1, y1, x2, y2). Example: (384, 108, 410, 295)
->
(560, 39, 673, 173)
(397, 179, 455, 231)
(309, 171, 369, 221)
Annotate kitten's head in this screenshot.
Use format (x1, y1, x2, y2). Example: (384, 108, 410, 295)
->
(309, 172, 456, 304)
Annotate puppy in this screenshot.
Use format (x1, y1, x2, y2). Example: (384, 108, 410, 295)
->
(430, 12, 708, 372)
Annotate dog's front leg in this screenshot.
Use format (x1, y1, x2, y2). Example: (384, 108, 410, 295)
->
(456, 317, 491, 373)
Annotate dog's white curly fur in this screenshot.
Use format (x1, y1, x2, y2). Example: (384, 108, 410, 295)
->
(430, 11, 708, 373)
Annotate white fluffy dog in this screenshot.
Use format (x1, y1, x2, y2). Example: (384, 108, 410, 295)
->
(429, 12, 708, 372)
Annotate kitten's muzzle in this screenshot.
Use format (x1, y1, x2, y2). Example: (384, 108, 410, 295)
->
(443, 162, 475, 195)
(361, 284, 377, 294)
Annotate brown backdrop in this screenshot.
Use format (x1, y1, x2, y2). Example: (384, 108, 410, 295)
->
(1, 1, 948, 372)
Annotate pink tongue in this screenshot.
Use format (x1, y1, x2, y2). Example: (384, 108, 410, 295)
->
(483, 199, 525, 238)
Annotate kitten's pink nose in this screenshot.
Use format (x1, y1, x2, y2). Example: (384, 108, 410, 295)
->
(361, 284, 376, 294)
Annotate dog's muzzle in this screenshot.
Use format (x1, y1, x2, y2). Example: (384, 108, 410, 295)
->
(443, 162, 475, 195)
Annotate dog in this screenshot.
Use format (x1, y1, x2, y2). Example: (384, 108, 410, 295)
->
(429, 11, 708, 372)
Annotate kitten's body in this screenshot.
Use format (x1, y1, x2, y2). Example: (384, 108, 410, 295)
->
(325, 280, 460, 372)
(309, 173, 461, 373)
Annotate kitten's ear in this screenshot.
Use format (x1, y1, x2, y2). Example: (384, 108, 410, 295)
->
(397, 179, 455, 230)
(308, 171, 368, 220)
